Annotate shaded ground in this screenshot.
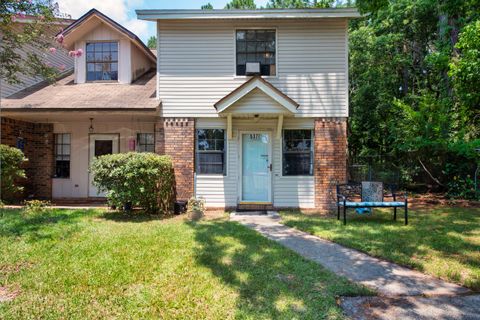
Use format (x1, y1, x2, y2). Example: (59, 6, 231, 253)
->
(280, 207, 480, 290)
(232, 212, 479, 319)
(231, 213, 468, 297)
(341, 295, 480, 320)
(0, 208, 367, 319)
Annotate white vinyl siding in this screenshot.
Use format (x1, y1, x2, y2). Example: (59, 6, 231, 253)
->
(157, 19, 348, 118)
(195, 117, 315, 208)
(226, 88, 290, 114)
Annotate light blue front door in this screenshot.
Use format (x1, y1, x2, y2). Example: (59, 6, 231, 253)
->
(242, 133, 271, 202)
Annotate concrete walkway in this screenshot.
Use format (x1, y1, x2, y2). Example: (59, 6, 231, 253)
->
(340, 295, 480, 320)
(230, 213, 470, 297)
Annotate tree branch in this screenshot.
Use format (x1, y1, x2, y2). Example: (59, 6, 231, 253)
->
(418, 157, 445, 187)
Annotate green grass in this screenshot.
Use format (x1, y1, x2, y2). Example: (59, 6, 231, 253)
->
(0, 209, 368, 319)
(280, 207, 480, 290)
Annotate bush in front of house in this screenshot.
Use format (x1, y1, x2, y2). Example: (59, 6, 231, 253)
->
(0, 144, 27, 203)
(23, 200, 52, 216)
(90, 152, 175, 214)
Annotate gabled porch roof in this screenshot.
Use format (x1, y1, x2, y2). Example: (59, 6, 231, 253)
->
(214, 76, 299, 115)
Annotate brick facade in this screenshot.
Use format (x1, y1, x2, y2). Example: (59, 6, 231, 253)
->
(314, 118, 348, 212)
(155, 118, 195, 201)
(1, 117, 54, 200)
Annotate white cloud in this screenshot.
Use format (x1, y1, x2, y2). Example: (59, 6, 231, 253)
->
(123, 19, 149, 38)
(56, 0, 150, 41)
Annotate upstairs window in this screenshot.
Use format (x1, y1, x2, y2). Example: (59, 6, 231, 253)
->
(137, 133, 155, 153)
(86, 42, 118, 81)
(196, 129, 226, 175)
(236, 29, 276, 76)
(54, 133, 71, 178)
(282, 130, 313, 176)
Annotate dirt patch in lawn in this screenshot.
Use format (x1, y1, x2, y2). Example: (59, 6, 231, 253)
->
(410, 193, 480, 209)
(0, 286, 20, 302)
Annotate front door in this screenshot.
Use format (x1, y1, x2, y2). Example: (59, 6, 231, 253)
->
(89, 134, 119, 197)
(241, 132, 272, 203)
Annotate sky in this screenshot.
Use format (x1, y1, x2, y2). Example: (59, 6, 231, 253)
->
(56, 0, 270, 44)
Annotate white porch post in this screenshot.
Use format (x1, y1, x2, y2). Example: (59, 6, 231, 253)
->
(227, 113, 233, 140)
(276, 114, 284, 139)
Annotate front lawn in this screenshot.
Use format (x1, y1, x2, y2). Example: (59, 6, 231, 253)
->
(280, 207, 480, 290)
(0, 208, 368, 319)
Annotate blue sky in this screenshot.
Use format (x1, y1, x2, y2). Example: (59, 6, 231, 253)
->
(57, 0, 270, 43)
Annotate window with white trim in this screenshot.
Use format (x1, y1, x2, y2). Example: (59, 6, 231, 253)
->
(195, 129, 226, 175)
(86, 42, 118, 81)
(236, 29, 276, 76)
(54, 133, 71, 178)
(282, 129, 313, 176)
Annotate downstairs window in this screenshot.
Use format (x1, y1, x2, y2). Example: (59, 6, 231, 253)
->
(282, 129, 313, 176)
(196, 129, 226, 175)
(54, 133, 71, 178)
(137, 133, 155, 153)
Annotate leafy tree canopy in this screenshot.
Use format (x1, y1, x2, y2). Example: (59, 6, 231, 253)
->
(224, 0, 256, 9)
(0, 0, 65, 84)
(147, 36, 156, 49)
(201, 3, 214, 10)
(266, 0, 336, 8)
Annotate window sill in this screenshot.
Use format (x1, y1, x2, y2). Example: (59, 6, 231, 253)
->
(85, 81, 119, 84)
(279, 175, 314, 178)
(233, 75, 278, 80)
(52, 177, 71, 180)
(195, 174, 227, 178)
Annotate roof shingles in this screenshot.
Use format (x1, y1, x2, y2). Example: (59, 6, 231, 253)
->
(1, 71, 158, 111)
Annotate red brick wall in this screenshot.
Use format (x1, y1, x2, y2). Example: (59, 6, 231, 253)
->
(155, 118, 195, 201)
(1, 117, 53, 200)
(314, 118, 348, 212)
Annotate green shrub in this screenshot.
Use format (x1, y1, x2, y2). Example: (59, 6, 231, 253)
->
(23, 200, 51, 216)
(90, 152, 175, 214)
(0, 144, 27, 203)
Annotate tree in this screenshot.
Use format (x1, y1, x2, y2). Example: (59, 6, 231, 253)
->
(450, 19, 480, 136)
(225, 0, 256, 9)
(147, 36, 156, 49)
(266, 0, 334, 8)
(347, 0, 480, 195)
(0, 0, 62, 84)
(201, 3, 214, 10)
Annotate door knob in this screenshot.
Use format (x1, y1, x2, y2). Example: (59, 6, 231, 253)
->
(269, 163, 272, 171)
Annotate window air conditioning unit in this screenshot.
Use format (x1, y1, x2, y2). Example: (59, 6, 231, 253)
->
(246, 62, 261, 75)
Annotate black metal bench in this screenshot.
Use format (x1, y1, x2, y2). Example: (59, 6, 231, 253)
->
(336, 182, 408, 225)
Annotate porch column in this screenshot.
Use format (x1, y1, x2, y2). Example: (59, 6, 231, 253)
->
(314, 117, 347, 212)
(155, 117, 195, 201)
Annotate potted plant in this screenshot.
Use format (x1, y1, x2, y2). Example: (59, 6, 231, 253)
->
(187, 197, 205, 221)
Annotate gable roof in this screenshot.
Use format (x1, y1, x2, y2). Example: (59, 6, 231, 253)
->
(60, 9, 156, 63)
(137, 8, 361, 21)
(214, 76, 299, 114)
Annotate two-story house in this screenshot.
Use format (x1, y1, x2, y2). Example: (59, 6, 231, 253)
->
(137, 8, 360, 211)
(1, 8, 360, 212)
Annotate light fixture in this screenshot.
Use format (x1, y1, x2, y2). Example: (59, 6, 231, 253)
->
(89, 118, 94, 133)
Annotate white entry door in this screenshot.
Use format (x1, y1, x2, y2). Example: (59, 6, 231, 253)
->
(241, 132, 272, 202)
(89, 134, 119, 197)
